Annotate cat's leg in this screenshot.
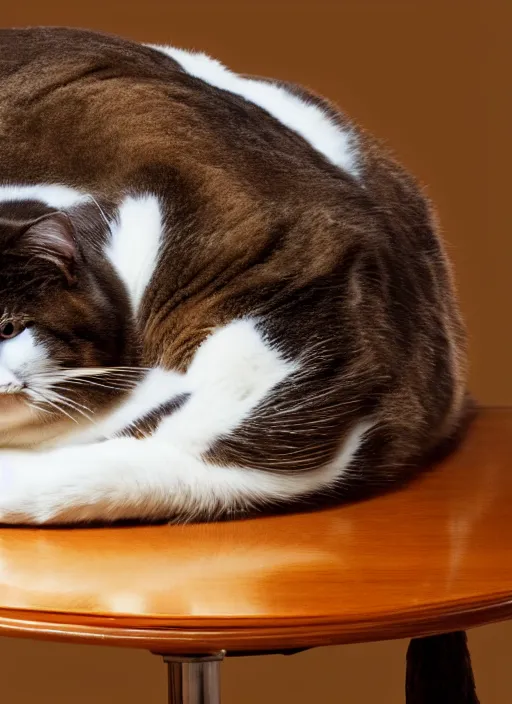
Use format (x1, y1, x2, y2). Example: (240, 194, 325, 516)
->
(0, 424, 372, 524)
(0, 437, 270, 523)
(0, 318, 373, 525)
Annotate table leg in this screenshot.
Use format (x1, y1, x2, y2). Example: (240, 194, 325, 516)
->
(159, 653, 225, 704)
(406, 631, 480, 703)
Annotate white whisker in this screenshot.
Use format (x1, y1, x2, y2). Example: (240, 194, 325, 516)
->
(87, 194, 112, 231)
(45, 388, 93, 413)
(27, 388, 79, 425)
(55, 378, 134, 393)
(27, 401, 53, 418)
(43, 388, 95, 424)
(31, 366, 148, 381)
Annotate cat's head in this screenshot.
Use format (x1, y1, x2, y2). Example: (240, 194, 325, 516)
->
(0, 200, 138, 446)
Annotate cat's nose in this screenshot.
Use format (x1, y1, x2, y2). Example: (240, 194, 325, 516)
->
(0, 367, 22, 392)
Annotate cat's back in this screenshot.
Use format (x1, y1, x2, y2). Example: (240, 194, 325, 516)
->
(0, 27, 167, 77)
(0, 26, 363, 206)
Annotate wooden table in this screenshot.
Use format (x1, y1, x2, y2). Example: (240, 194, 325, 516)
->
(0, 408, 510, 703)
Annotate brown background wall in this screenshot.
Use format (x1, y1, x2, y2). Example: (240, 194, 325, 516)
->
(0, 1, 509, 702)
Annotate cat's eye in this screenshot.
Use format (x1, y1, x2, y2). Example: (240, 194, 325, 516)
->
(0, 321, 24, 339)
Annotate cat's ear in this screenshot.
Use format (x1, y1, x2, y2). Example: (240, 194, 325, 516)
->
(17, 212, 78, 286)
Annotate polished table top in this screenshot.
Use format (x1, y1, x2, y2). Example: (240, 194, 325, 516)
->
(0, 408, 511, 654)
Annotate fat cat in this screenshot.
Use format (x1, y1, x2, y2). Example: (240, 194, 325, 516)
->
(0, 27, 467, 524)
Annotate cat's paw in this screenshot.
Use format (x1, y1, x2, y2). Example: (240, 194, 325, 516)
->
(0, 452, 39, 524)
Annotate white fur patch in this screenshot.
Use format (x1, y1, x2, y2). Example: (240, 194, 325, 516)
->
(67, 319, 293, 447)
(67, 367, 187, 445)
(0, 184, 88, 209)
(147, 44, 358, 176)
(0, 329, 49, 392)
(156, 318, 297, 455)
(105, 194, 163, 314)
(0, 318, 372, 524)
(0, 330, 51, 435)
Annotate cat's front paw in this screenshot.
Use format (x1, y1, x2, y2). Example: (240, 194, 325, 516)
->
(0, 452, 39, 524)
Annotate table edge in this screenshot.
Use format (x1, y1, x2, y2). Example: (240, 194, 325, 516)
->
(1, 593, 511, 653)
